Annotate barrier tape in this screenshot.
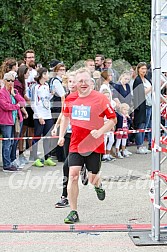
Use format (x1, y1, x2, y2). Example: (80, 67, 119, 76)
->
(0, 128, 167, 154)
(150, 171, 167, 212)
(160, 136, 167, 145)
(0, 136, 59, 141)
(114, 128, 152, 135)
(151, 171, 167, 181)
(152, 139, 167, 153)
(0, 128, 152, 141)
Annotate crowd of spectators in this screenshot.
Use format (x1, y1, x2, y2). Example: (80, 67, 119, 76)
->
(0, 51, 166, 172)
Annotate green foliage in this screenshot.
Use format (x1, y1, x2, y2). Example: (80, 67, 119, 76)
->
(0, 0, 151, 68)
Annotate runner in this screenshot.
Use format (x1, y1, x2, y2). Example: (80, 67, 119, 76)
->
(52, 71, 88, 208)
(58, 68, 117, 224)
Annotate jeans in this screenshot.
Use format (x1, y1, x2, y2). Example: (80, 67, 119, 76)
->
(10, 121, 23, 162)
(144, 106, 152, 147)
(135, 122, 146, 147)
(0, 125, 14, 168)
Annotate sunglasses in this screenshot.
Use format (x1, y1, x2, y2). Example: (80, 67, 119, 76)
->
(6, 79, 14, 83)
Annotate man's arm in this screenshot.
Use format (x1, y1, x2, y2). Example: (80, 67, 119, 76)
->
(91, 117, 117, 139)
(57, 115, 70, 146)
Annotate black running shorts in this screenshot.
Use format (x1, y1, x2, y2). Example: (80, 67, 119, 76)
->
(68, 152, 101, 174)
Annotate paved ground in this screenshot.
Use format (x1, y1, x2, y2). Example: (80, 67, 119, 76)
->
(0, 143, 167, 251)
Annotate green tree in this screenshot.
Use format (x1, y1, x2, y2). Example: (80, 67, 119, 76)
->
(0, 0, 151, 67)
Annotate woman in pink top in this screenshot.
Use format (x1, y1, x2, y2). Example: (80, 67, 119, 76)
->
(0, 72, 25, 172)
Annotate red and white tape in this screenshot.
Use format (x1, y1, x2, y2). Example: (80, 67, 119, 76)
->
(0, 128, 167, 149)
(0, 136, 59, 141)
(113, 128, 151, 135)
(152, 139, 167, 153)
(150, 171, 167, 212)
(0, 128, 152, 141)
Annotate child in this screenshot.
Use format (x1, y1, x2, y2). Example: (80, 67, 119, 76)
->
(101, 89, 116, 161)
(115, 103, 131, 158)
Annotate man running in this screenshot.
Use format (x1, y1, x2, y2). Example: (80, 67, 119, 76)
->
(58, 68, 117, 224)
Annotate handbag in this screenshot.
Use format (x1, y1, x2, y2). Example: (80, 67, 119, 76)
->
(15, 116, 20, 134)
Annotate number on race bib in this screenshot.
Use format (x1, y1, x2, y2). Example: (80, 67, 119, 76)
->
(72, 105, 91, 121)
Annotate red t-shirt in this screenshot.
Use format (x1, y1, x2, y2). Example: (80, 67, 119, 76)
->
(63, 90, 116, 154)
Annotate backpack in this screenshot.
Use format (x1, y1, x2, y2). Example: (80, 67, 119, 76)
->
(48, 77, 62, 117)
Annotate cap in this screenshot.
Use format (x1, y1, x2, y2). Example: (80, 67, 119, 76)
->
(49, 59, 61, 70)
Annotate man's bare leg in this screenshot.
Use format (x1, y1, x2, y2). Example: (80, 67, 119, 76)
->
(67, 166, 81, 211)
(88, 172, 101, 187)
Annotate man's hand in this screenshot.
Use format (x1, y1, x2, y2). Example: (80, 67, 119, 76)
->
(58, 137, 65, 146)
(90, 129, 102, 139)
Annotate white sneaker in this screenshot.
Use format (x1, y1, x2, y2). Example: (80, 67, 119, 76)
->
(122, 152, 130, 158)
(102, 157, 111, 162)
(116, 151, 124, 159)
(124, 149, 132, 155)
(11, 159, 24, 168)
(109, 155, 116, 161)
(142, 146, 151, 154)
(136, 147, 146, 154)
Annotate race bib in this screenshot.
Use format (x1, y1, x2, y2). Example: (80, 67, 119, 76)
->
(67, 124, 72, 133)
(72, 105, 91, 121)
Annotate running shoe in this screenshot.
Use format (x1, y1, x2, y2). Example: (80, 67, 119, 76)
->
(33, 159, 44, 167)
(94, 185, 105, 201)
(64, 210, 79, 224)
(80, 166, 88, 185)
(55, 197, 69, 208)
(44, 158, 56, 166)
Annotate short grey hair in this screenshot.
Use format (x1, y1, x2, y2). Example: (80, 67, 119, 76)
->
(75, 67, 91, 76)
